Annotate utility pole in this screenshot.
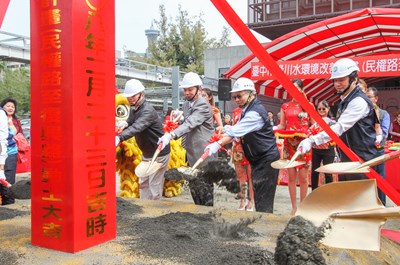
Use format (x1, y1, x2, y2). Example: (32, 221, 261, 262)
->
(172, 66, 180, 109)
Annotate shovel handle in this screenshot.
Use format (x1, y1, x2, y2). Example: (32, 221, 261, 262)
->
(190, 150, 210, 172)
(285, 149, 301, 168)
(331, 206, 400, 219)
(355, 150, 400, 169)
(146, 143, 163, 173)
(0, 178, 11, 188)
(172, 111, 183, 123)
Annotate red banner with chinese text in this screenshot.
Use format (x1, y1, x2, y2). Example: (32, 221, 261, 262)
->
(30, 0, 116, 253)
(251, 54, 400, 80)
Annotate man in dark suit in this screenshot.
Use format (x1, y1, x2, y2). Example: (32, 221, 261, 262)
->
(116, 79, 170, 200)
(158, 72, 215, 206)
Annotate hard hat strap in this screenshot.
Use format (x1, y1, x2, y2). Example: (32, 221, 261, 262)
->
(239, 92, 253, 108)
(187, 86, 200, 102)
(131, 93, 142, 109)
(335, 71, 358, 95)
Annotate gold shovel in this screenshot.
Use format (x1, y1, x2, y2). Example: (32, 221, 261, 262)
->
(296, 179, 400, 251)
(316, 149, 400, 174)
(135, 160, 164, 178)
(188, 149, 210, 175)
(271, 150, 305, 169)
(176, 149, 210, 177)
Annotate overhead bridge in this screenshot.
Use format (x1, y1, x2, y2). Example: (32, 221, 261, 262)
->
(0, 30, 175, 85)
(0, 30, 219, 111)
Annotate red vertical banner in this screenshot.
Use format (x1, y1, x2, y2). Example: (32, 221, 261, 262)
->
(30, 0, 116, 253)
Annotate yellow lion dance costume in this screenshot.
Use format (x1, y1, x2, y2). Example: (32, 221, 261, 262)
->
(115, 93, 186, 198)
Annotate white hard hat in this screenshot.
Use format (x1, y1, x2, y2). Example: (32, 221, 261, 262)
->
(179, 72, 203, 89)
(231, 77, 256, 93)
(123, 79, 145, 97)
(330, 58, 360, 79)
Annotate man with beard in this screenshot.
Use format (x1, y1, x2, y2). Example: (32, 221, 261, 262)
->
(204, 77, 280, 213)
(116, 79, 170, 200)
(297, 58, 379, 181)
(158, 72, 215, 206)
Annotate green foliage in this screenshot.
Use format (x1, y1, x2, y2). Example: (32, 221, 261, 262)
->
(0, 65, 31, 115)
(148, 4, 231, 74)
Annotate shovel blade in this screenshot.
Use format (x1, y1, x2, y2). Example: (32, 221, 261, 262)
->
(322, 218, 385, 251)
(296, 180, 386, 251)
(271, 159, 305, 169)
(271, 159, 290, 169)
(135, 161, 163, 178)
(283, 160, 305, 169)
(315, 161, 365, 174)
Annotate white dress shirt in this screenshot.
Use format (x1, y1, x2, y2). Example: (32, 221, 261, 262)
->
(313, 95, 370, 146)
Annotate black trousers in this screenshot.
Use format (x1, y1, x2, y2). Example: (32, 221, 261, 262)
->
(250, 154, 280, 213)
(374, 149, 386, 206)
(1, 153, 17, 205)
(311, 147, 335, 190)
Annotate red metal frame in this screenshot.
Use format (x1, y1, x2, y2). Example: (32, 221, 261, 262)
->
(211, 0, 400, 205)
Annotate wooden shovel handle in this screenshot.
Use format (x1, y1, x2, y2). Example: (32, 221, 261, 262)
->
(356, 150, 400, 169)
(331, 206, 400, 219)
(151, 143, 163, 161)
(190, 150, 210, 172)
(147, 143, 163, 173)
(285, 150, 301, 168)
(172, 110, 183, 123)
(0, 178, 11, 188)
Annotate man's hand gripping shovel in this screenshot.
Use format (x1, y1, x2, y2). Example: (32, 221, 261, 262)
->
(176, 131, 224, 179)
(140, 110, 183, 178)
(316, 149, 400, 174)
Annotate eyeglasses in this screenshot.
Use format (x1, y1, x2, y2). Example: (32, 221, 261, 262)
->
(232, 94, 246, 100)
(318, 108, 327, 111)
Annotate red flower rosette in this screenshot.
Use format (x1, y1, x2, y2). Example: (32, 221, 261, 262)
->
(307, 125, 323, 137)
(307, 124, 335, 146)
(206, 131, 226, 152)
(163, 119, 180, 133)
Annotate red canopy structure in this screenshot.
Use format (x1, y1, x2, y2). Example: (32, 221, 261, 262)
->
(224, 8, 400, 105)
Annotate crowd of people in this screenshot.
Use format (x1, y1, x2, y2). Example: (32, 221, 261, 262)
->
(2, 57, 399, 213)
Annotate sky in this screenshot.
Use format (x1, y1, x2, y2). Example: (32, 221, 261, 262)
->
(1, 0, 269, 54)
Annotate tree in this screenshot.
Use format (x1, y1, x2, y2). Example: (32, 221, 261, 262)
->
(0, 65, 31, 115)
(147, 4, 231, 74)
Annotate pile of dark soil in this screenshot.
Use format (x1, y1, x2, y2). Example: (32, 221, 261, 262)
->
(165, 159, 240, 194)
(275, 216, 327, 265)
(116, 196, 328, 264)
(9, 179, 31, 199)
(0, 207, 29, 221)
(117, 198, 275, 264)
(0, 197, 327, 265)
